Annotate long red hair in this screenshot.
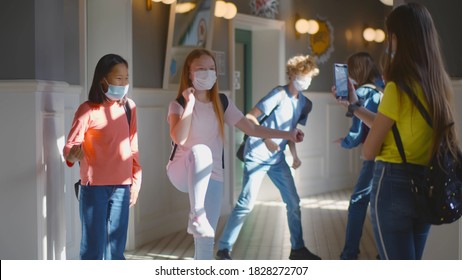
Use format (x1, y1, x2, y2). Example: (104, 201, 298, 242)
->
(176, 49, 225, 139)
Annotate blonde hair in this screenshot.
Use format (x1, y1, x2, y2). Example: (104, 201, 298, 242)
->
(286, 55, 319, 77)
(176, 49, 225, 139)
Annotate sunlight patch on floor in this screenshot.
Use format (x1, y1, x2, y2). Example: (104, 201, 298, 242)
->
(254, 197, 349, 211)
(146, 253, 180, 259)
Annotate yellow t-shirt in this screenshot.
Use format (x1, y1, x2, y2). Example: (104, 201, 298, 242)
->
(376, 82, 433, 165)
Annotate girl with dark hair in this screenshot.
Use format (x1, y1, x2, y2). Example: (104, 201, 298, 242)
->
(63, 54, 142, 259)
(342, 3, 457, 259)
(166, 48, 304, 259)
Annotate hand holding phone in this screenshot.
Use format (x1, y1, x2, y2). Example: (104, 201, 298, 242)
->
(334, 63, 348, 100)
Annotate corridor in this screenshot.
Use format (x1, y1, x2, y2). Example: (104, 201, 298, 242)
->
(126, 189, 378, 260)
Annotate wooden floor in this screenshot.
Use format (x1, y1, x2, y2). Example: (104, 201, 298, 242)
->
(125, 188, 378, 260)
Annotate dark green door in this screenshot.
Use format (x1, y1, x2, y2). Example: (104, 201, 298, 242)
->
(234, 29, 252, 200)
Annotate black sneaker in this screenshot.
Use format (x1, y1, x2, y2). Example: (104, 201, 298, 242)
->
(289, 247, 321, 260)
(216, 249, 232, 260)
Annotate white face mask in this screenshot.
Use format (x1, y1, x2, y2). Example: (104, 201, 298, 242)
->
(293, 75, 312, 91)
(192, 70, 217, 90)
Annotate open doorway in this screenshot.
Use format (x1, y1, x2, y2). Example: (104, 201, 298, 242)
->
(233, 28, 251, 202)
(230, 14, 286, 203)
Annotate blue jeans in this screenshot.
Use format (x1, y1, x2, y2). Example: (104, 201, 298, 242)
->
(340, 160, 374, 260)
(371, 161, 431, 260)
(79, 185, 130, 260)
(218, 159, 304, 251)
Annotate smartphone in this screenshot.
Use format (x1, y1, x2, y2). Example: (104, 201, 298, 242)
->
(334, 63, 349, 100)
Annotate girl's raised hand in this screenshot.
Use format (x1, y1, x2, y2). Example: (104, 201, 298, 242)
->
(182, 87, 195, 103)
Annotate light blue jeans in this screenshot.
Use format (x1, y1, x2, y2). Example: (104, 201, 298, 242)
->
(218, 159, 305, 251)
(194, 179, 223, 260)
(371, 161, 431, 259)
(166, 144, 224, 260)
(340, 160, 374, 259)
(79, 185, 130, 260)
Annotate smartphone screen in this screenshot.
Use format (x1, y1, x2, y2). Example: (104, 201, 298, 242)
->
(334, 63, 348, 100)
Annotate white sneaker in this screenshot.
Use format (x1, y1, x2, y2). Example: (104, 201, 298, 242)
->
(187, 212, 215, 238)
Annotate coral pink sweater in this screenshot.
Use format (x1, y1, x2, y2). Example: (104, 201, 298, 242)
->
(63, 99, 142, 190)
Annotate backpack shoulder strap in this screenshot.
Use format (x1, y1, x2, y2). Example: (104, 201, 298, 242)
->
(176, 96, 186, 108)
(392, 83, 432, 164)
(219, 93, 229, 111)
(170, 94, 229, 168)
(392, 124, 407, 163)
(124, 101, 131, 129)
(299, 97, 312, 119)
(399, 83, 432, 128)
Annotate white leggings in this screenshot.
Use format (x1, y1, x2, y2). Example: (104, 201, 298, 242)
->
(167, 144, 224, 259)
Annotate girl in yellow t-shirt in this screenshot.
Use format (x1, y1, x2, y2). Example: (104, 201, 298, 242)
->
(339, 3, 458, 260)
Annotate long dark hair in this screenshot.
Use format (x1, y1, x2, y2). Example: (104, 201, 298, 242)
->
(384, 3, 458, 159)
(88, 54, 128, 105)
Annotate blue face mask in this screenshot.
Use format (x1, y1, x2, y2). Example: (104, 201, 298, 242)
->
(103, 79, 129, 101)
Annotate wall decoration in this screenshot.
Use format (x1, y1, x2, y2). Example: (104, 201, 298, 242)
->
(212, 50, 226, 76)
(163, 0, 216, 90)
(173, 0, 212, 47)
(249, 0, 279, 19)
(308, 17, 334, 64)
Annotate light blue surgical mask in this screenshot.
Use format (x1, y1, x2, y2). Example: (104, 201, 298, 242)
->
(103, 79, 129, 101)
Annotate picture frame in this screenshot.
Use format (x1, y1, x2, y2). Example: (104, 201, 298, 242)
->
(163, 0, 216, 90)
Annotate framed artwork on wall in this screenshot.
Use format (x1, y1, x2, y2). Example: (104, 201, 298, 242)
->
(163, 0, 216, 90)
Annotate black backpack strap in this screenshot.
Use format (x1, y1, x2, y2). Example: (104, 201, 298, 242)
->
(242, 103, 279, 144)
(392, 122, 420, 191)
(298, 98, 312, 124)
(399, 83, 432, 128)
(218, 93, 228, 168)
(176, 96, 186, 108)
(392, 83, 433, 165)
(392, 124, 407, 163)
(219, 93, 229, 111)
(391, 84, 432, 191)
(170, 94, 229, 168)
(124, 101, 132, 130)
(391, 83, 425, 164)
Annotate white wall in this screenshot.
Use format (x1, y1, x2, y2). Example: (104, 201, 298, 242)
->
(1, 1, 459, 260)
(0, 80, 81, 259)
(129, 88, 191, 247)
(294, 92, 360, 197)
